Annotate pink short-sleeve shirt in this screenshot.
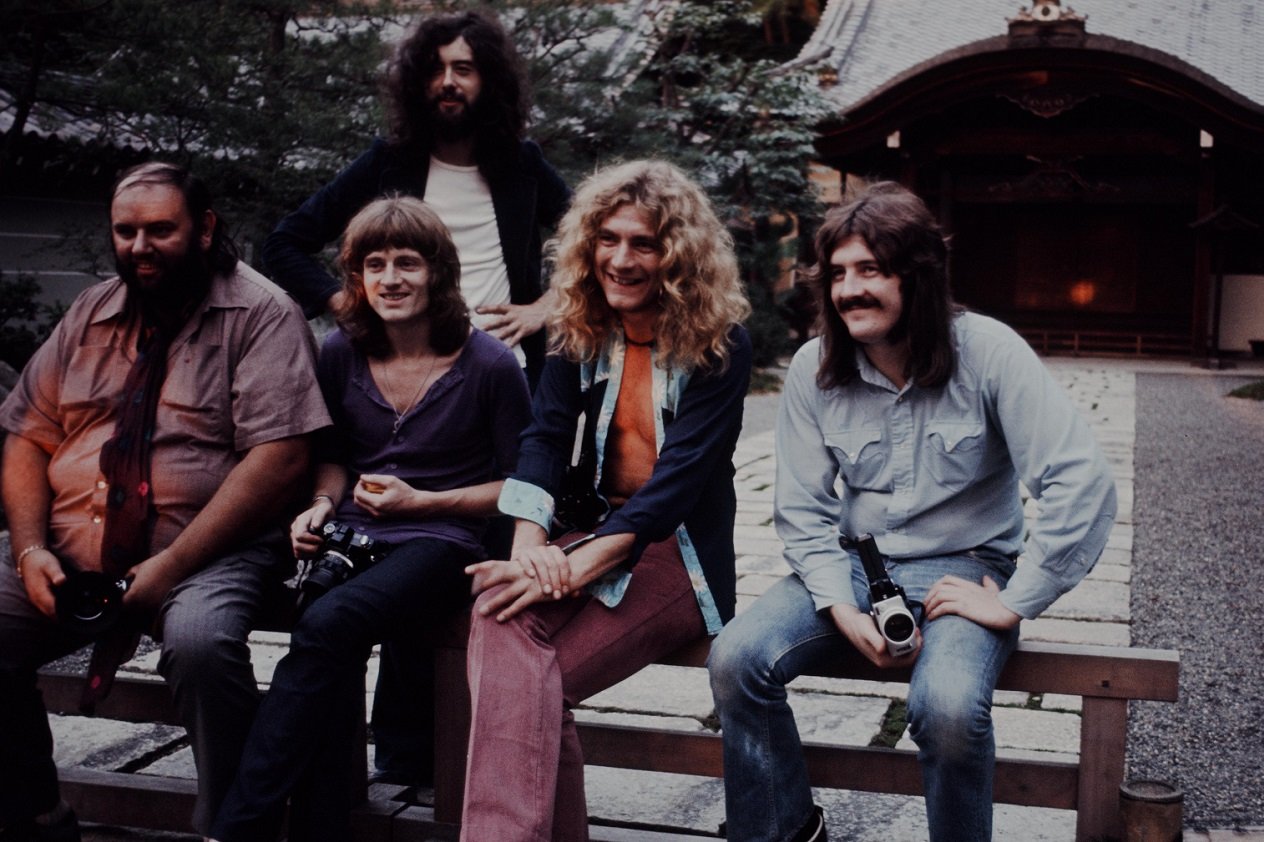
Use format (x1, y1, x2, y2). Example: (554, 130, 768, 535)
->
(0, 262, 332, 571)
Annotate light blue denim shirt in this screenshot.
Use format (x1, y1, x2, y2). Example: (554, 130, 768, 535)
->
(774, 312, 1117, 620)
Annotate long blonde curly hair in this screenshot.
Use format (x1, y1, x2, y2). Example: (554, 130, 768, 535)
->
(548, 160, 750, 371)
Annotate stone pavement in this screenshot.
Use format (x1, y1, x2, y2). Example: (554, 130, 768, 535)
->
(25, 357, 1264, 840)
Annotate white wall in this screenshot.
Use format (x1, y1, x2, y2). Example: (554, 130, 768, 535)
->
(1220, 274, 1264, 353)
(0, 195, 109, 310)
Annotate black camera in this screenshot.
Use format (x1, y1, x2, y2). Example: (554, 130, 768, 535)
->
(851, 533, 919, 657)
(295, 521, 391, 614)
(55, 570, 131, 635)
(553, 481, 611, 535)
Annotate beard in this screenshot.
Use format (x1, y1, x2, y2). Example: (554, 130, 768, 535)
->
(428, 87, 478, 141)
(116, 243, 215, 322)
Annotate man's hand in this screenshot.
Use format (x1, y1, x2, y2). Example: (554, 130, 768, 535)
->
(353, 474, 425, 518)
(829, 602, 921, 669)
(465, 559, 549, 622)
(291, 497, 335, 558)
(476, 290, 555, 348)
(509, 543, 574, 601)
(923, 575, 1021, 631)
(19, 549, 66, 618)
(466, 529, 632, 622)
(122, 548, 184, 616)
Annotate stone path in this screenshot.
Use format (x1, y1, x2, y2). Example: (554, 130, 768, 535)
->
(31, 357, 1264, 840)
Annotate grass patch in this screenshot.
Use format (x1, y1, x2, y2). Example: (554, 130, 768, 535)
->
(869, 700, 908, 748)
(1228, 380, 1264, 400)
(749, 369, 783, 394)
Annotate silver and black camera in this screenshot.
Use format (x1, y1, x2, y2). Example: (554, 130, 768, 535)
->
(55, 570, 131, 635)
(851, 533, 919, 657)
(295, 521, 391, 614)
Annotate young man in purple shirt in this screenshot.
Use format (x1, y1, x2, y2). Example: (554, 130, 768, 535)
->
(210, 196, 530, 842)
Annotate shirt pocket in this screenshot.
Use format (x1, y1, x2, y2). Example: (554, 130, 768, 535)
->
(823, 428, 886, 489)
(156, 346, 231, 446)
(923, 421, 986, 489)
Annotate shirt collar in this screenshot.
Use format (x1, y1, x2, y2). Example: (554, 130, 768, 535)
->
(88, 264, 244, 328)
(854, 346, 907, 394)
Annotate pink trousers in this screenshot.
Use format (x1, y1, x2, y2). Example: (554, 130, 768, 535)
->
(460, 536, 706, 842)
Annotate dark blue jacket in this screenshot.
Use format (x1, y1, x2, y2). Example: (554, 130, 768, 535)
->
(262, 137, 571, 377)
(512, 326, 752, 623)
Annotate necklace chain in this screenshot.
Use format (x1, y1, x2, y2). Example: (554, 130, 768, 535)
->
(379, 352, 439, 434)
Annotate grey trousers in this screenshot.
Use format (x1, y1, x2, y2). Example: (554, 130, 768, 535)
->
(0, 538, 284, 835)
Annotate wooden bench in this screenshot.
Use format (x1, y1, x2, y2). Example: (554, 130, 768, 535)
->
(432, 634, 1179, 842)
(38, 634, 1178, 841)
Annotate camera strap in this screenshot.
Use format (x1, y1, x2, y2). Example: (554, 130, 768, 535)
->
(83, 316, 183, 713)
(554, 378, 609, 535)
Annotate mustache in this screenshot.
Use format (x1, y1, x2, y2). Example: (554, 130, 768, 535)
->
(836, 295, 882, 312)
(438, 86, 465, 103)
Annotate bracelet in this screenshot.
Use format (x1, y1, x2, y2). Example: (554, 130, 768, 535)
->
(311, 494, 335, 507)
(14, 544, 48, 580)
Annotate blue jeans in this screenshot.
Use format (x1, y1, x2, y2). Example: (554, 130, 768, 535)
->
(708, 552, 1019, 842)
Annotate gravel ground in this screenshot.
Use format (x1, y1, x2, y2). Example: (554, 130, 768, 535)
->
(1127, 372, 1264, 829)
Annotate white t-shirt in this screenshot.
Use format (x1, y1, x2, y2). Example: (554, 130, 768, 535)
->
(425, 156, 525, 366)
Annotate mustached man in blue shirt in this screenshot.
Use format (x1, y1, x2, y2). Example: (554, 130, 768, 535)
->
(708, 182, 1117, 842)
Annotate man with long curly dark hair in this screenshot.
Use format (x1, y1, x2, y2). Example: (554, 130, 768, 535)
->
(264, 8, 569, 385)
(261, 7, 569, 788)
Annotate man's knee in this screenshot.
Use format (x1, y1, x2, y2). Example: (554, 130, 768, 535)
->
(906, 682, 993, 758)
(707, 615, 778, 706)
(156, 611, 251, 684)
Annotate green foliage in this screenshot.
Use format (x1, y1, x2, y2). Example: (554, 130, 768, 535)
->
(1227, 380, 1264, 400)
(870, 699, 909, 748)
(514, 0, 831, 226)
(0, 271, 60, 370)
(3, 0, 826, 364)
(3, 0, 393, 250)
(495, 0, 829, 364)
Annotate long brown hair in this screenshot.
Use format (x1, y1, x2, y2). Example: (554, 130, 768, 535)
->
(334, 195, 469, 358)
(548, 160, 750, 372)
(383, 8, 529, 179)
(806, 181, 959, 389)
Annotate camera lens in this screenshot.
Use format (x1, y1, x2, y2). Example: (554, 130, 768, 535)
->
(883, 612, 916, 643)
(55, 571, 125, 634)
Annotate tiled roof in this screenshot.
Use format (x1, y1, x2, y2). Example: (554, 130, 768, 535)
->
(798, 0, 1264, 111)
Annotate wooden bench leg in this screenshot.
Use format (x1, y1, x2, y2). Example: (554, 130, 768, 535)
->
(1076, 696, 1127, 842)
(433, 644, 471, 824)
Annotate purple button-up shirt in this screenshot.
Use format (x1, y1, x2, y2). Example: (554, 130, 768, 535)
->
(317, 327, 531, 556)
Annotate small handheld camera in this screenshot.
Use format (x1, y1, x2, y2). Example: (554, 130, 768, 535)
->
(55, 570, 131, 636)
(295, 521, 391, 615)
(852, 533, 919, 657)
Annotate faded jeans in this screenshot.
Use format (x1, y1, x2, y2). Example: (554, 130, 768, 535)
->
(460, 535, 706, 842)
(708, 551, 1020, 842)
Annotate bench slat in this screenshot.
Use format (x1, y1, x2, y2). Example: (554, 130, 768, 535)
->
(40, 672, 179, 725)
(657, 638, 1180, 702)
(59, 767, 196, 832)
(577, 722, 1080, 809)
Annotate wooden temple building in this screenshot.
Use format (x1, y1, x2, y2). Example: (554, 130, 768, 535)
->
(793, 0, 1264, 359)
